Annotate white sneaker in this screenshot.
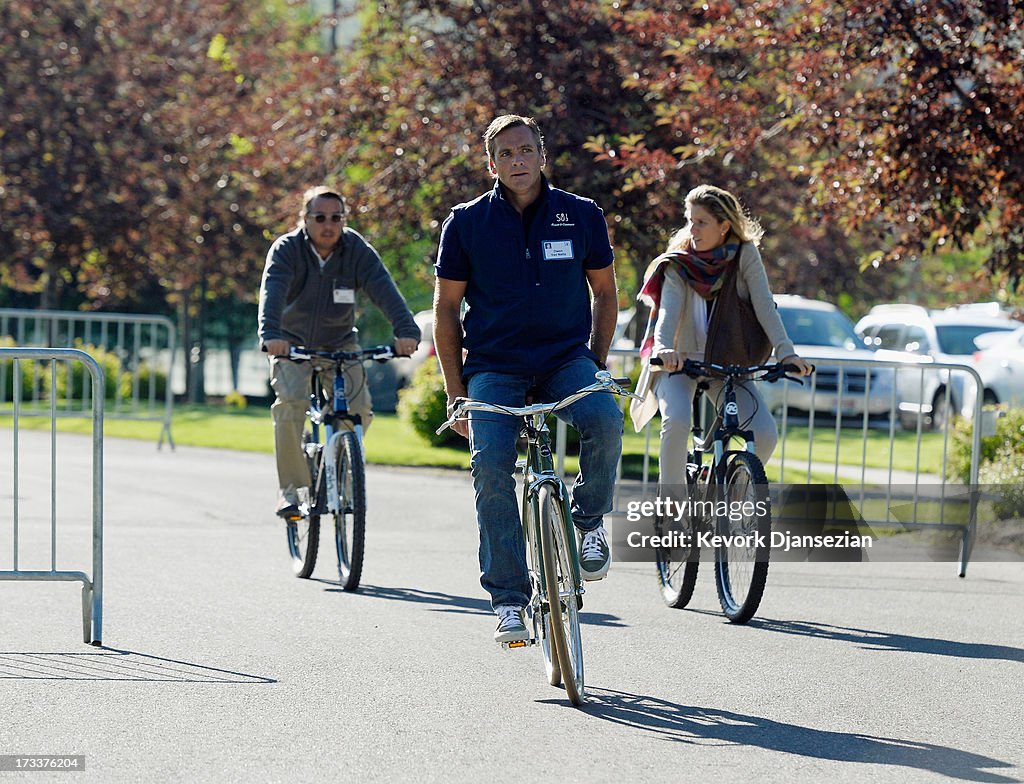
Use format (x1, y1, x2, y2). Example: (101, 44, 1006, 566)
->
(493, 605, 528, 643)
(579, 525, 611, 581)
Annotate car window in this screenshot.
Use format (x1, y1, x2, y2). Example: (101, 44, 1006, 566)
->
(875, 325, 905, 350)
(779, 307, 861, 350)
(935, 324, 1017, 355)
(903, 325, 930, 354)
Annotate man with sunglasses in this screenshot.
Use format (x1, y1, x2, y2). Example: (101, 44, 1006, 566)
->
(259, 186, 420, 518)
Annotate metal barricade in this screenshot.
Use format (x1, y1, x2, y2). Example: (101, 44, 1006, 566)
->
(1, 348, 104, 645)
(557, 349, 986, 576)
(0, 308, 176, 448)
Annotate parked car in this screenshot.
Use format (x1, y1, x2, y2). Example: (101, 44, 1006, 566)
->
(961, 324, 1024, 413)
(758, 295, 894, 422)
(854, 303, 1017, 429)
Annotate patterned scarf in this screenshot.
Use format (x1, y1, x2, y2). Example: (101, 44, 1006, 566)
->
(636, 243, 739, 358)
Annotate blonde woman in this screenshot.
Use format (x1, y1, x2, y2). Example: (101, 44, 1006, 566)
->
(630, 184, 812, 486)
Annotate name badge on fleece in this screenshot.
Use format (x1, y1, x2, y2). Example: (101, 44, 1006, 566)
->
(542, 240, 574, 261)
(333, 287, 355, 304)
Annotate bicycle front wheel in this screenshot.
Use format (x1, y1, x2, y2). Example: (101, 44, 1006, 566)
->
(287, 431, 321, 578)
(539, 484, 585, 706)
(714, 451, 771, 623)
(334, 430, 367, 591)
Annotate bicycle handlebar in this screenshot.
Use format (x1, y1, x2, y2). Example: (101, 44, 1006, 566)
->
(435, 371, 640, 435)
(288, 344, 397, 363)
(649, 357, 812, 384)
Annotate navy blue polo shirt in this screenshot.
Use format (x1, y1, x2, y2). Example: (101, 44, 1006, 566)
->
(435, 178, 614, 379)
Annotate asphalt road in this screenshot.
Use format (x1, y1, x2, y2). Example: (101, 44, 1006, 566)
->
(1, 430, 1022, 783)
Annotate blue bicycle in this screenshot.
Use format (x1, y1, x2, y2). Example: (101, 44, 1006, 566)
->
(283, 344, 395, 590)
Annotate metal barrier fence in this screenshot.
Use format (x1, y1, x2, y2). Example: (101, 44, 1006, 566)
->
(1, 348, 104, 645)
(557, 349, 985, 576)
(0, 308, 176, 448)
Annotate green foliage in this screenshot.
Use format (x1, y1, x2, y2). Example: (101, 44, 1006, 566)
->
(0, 338, 44, 401)
(51, 344, 126, 402)
(950, 407, 1024, 518)
(396, 360, 460, 447)
(117, 360, 169, 403)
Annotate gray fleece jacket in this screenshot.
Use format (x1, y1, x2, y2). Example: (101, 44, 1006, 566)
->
(258, 226, 419, 350)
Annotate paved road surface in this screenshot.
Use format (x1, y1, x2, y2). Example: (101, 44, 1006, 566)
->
(1, 431, 1022, 783)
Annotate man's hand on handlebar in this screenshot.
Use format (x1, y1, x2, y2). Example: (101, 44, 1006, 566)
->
(446, 396, 470, 439)
(394, 338, 419, 357)
(265, 339, 290, 357)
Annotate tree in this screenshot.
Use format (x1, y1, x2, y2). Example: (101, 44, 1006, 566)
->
(604, 0, 1024, 292)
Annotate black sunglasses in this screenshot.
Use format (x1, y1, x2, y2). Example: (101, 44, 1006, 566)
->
(310, 213, 344, 223)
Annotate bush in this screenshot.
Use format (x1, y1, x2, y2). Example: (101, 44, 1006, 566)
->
(948, 406, 1024, 482)
(50, 342, 124, 402)
(0, 336, 45, 402)
(950, 406, 1024, 518)
(397, 359, 461, 447)
(978, 444, 1024, 519)
(117, 359, 169, 403)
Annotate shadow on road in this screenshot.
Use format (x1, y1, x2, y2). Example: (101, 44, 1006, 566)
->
(571, 688, 1019, 783)
(0, 649, 276, 683)
(744, 617, 1024, 664)
(324, 583, 626, 627)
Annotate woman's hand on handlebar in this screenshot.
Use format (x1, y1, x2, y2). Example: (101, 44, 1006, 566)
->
(653, 348, 682, 372)
(780, 354, 814, 377)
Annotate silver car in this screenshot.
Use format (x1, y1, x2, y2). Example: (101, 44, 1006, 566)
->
(855, 303, 1017, 429)
(758, 296, 894, 422)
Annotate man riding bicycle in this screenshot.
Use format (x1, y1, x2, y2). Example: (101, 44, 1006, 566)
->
(433, 115, 624, 644)
(258, 186, 420, 518)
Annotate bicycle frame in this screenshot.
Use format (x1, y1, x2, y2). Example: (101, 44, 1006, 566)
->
(307, 364, 364, 517)
(689, 373, 758, 489)
(518, 413, 583, 618)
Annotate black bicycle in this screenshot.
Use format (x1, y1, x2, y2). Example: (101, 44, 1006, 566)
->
(282, 344, 395, 590)
(651, 357, 806, 623)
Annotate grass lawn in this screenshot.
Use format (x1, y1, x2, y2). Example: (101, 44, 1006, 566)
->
(2, 402, 950, 481)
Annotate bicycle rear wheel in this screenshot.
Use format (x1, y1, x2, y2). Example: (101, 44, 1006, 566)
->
(655, 467, 701, 608)
(334, 430, 366, 591)
(539, 484, 585, 706)
(286, 431, 321, 578)
(714, 451, 771, 623)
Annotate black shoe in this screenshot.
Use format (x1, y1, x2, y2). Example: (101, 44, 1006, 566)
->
(276, 502, 301, 519)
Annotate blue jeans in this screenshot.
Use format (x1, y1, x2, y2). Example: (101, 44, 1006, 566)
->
(467, 356, 624, 609)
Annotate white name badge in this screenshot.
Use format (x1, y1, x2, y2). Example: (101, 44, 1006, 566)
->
(333, 287, 355, 304)
(542, 240, 574, 261)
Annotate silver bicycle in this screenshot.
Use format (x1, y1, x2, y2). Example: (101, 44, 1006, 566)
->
(437, 370, 636, 705)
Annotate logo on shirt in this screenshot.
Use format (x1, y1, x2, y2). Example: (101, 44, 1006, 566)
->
(551, 212, 574, 227)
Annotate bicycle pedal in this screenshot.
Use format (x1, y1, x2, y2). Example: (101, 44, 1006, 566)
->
(501, 639, 536, 650)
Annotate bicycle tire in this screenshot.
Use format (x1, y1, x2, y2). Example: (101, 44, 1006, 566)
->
(334, 430, 367, 591)
(287, 431, 321, 579)
(655, 531, 700, 609)
(526, 500, 561, 687)
(539, 484, 585, 706)
(713, 451, 771, 623)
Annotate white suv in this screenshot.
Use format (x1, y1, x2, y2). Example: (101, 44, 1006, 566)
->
(758, 295, 894, 422)
(854, 303, 1016, 429)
